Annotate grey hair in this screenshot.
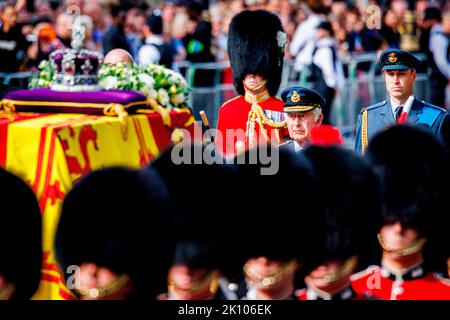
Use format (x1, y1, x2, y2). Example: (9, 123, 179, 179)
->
(313, 108, 322, 122)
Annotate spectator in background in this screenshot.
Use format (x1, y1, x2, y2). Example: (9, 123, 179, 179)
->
(0, 4, 30, 73)
(428, 7, 450, 109)
(83, 0, 110, 52)
(182, 0, 214, 86)
(138, 11, 174, 69)
(307, 21, 345, 125)
(104, 48, 135, 66)
(169, 11, 188, 63)
(55, 12, 72, 48)
(0, 168, 42, 300)
(125, 7, 146, 61)
(27, 22, 65, 69)
(346, 6, 381, 53)
(102, 4, 131, 56)
(182, 1, 214, 64)
(289, 0, 328, 74)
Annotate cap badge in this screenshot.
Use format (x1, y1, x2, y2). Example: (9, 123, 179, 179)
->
(388, 52, 398, 63)
(291, 90, 301, 103)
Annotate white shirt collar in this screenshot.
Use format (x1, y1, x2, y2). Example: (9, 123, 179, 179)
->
(294, 141, 303, 153)
(390, 98, 403, 116)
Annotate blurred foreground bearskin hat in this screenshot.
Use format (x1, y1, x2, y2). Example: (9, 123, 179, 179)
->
(304, 146, 382, 270)
(56, 166, 173, 299)
(227, 10, 286, 96)
(0, 168, 42, 299)
(366, 125, 447, 269)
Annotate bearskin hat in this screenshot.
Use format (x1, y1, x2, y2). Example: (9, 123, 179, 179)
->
(55, 166, 173, 299)
(227, 10, 286, 96)
(304, 146, 382, 270)
(0, 168, 42, 300)
(149, 142, 241, 277)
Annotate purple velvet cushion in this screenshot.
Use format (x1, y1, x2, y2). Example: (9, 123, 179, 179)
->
(3, 88, 148, 115)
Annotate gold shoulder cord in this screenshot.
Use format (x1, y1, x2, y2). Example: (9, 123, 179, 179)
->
(246, 104, 286, 147)
(361, 109, 368, 154)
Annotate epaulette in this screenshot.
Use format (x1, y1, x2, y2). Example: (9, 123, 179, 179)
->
(350, 265, 380, 281)
(358, 101, 387, 115)
(220, 95, 243, 108)
(421, 101, 447, 113)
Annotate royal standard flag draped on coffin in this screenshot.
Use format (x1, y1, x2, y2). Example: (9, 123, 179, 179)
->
(0, 109, 194, 299)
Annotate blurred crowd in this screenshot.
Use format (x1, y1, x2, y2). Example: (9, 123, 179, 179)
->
(0, 0, 448, 71)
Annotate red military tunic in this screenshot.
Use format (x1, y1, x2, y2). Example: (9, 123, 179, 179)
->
(295, 286, 374, 300)
(216, 90, 287, 157)
(351, 265, 450, 300)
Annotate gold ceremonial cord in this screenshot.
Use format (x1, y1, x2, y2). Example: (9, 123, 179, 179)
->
(74, 274, 131, 299)
(309, 256, 358, 284)
(244, 260, 299, 288)
(361, 109, 368, 154)
(246, 103, 286, 146)
(377, 233, 427, 256)
(167, 270, 220, 295)
(103, 103, 129, 140)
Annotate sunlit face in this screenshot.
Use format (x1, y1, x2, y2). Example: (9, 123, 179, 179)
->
(285, 111, 322, 146)
(305, 260, 348, 289)
(384, 69, 416, 102)
(2, 6, 17, 28)
(167, 264, 213, 300)
(0, 274, 15, 300)
(380, 221, 419, 253)
(245, 256, 286, 278)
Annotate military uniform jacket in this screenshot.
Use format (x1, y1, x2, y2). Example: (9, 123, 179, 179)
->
(354, 98, 450, 153)
(216, 95, 287, 156)
(351, 265, 450, 300)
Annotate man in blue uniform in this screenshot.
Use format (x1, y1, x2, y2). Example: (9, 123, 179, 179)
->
(355, 49, 450, 153)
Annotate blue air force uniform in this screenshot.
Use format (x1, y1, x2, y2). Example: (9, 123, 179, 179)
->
(354, 49, 450, 153)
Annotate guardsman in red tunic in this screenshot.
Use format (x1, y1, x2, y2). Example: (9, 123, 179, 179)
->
(56, 167, 173, 300)
(226, 149, 323, 300)
(351, 125, 450, 300)
(215, 10, 288, 157)
(296, 146, 381, 300)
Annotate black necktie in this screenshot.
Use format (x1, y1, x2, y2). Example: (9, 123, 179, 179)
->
(395, 106, 403, 121)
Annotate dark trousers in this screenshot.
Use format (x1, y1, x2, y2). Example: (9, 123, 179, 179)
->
(313, 83, 336, 125)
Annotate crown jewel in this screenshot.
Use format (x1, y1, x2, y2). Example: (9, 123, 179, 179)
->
(49, 16, 103, 92)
